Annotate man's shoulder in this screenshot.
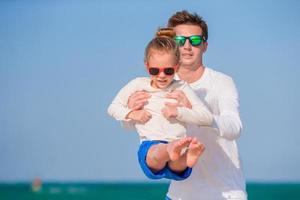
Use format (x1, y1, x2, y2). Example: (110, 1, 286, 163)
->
(206, 68, 238, 94)
(206, 67, 234, 83)
(206, 67, 232, 79)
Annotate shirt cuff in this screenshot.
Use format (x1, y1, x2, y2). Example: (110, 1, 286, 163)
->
(120, 107, 134, 121)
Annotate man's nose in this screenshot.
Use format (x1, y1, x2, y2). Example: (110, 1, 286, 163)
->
(183, 39, 192, 49)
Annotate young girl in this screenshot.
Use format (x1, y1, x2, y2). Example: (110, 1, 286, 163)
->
(107, 28, 212, 180)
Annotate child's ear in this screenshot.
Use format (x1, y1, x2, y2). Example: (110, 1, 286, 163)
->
(144, 62, 149, 73)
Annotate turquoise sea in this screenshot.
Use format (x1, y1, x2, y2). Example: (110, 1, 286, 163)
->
(1, 182, 299, 200)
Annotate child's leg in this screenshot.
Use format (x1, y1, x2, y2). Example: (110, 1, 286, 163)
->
(186, 137, 205, 167)
(146, 143, 169, 172)
(146, 137, 191, 172)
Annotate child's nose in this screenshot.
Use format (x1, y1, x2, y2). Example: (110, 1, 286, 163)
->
(158, 71, 167, 77)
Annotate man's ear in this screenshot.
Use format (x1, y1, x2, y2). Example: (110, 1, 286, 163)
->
(175, 63, 180, 72)
(203, 42, 208, 53)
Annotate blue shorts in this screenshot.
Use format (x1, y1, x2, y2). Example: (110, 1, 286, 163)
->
(137, 140, 192, 181)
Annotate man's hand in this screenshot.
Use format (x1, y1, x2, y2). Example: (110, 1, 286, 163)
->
(161, 104, 178, 119)
(165, 90, 192, 109)
(126, 110, 152, 124)
(128, 91, 151, 110)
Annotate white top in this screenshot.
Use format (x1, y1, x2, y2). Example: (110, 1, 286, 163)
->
(167, 67, 247, 200)
(108, 77, 212, 142)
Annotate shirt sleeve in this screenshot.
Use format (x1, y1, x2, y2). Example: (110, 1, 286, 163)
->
(107, 78, 139, 122)
(212, 76, 243, 140)
(176, 83, 213, 126)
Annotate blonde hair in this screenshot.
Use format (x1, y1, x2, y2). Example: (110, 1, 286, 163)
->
(144, 27, 180, 64)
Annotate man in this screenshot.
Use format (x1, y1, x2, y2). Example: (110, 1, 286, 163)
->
(127, 10, 247, 200)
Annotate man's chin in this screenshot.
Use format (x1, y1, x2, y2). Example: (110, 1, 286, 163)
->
(181, 61, 195, 67)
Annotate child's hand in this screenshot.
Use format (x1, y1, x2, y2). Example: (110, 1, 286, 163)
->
(161, 104, 178, 119)
(126, 110, 152, 124)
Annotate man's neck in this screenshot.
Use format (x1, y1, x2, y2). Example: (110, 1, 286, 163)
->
(177, 64, 205, 84)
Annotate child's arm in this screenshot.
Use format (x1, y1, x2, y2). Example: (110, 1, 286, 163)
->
(107, 78, 139, 121)
(174, 84, 213, 126)
(108, 78, 151, 124)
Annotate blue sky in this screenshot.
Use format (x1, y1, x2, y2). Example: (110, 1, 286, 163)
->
(0, 0, 299, 182)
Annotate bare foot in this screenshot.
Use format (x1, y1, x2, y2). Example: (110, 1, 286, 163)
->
(167, 137, 192, 161)
(186, 137, 205, 167)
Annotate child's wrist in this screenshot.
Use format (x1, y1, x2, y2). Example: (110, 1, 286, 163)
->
(125, 110, 134, 120)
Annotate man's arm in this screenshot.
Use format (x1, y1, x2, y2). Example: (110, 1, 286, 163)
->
(127, 91, 151, 111)
(165, 78, 242, 141)
(211, 76, 242, 141)
(163, 84, 213, 126)
(175, 85, 213, 126)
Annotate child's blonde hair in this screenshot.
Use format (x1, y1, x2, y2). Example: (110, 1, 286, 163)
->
(144, 28, 180, 64)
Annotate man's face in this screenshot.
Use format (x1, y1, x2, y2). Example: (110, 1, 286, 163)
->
(174, 24, 207, 68)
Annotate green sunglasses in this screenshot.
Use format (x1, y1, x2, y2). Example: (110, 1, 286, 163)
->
(175, 35, 205, 47)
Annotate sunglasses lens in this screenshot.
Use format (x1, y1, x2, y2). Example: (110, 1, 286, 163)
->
(164, 68, 175, 75)
(149, 68, 159, 75)
(175, 36, 203, 46)
(190, 36, 202, 46)
(148, 67, 175, 76)
(175, 36, 186, 46)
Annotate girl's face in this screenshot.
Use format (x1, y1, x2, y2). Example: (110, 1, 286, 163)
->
(146, 51, 177, 89)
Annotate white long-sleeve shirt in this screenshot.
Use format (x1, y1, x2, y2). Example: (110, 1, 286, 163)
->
(167, 67, 247, 200)
(108, 77, 212, 142)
